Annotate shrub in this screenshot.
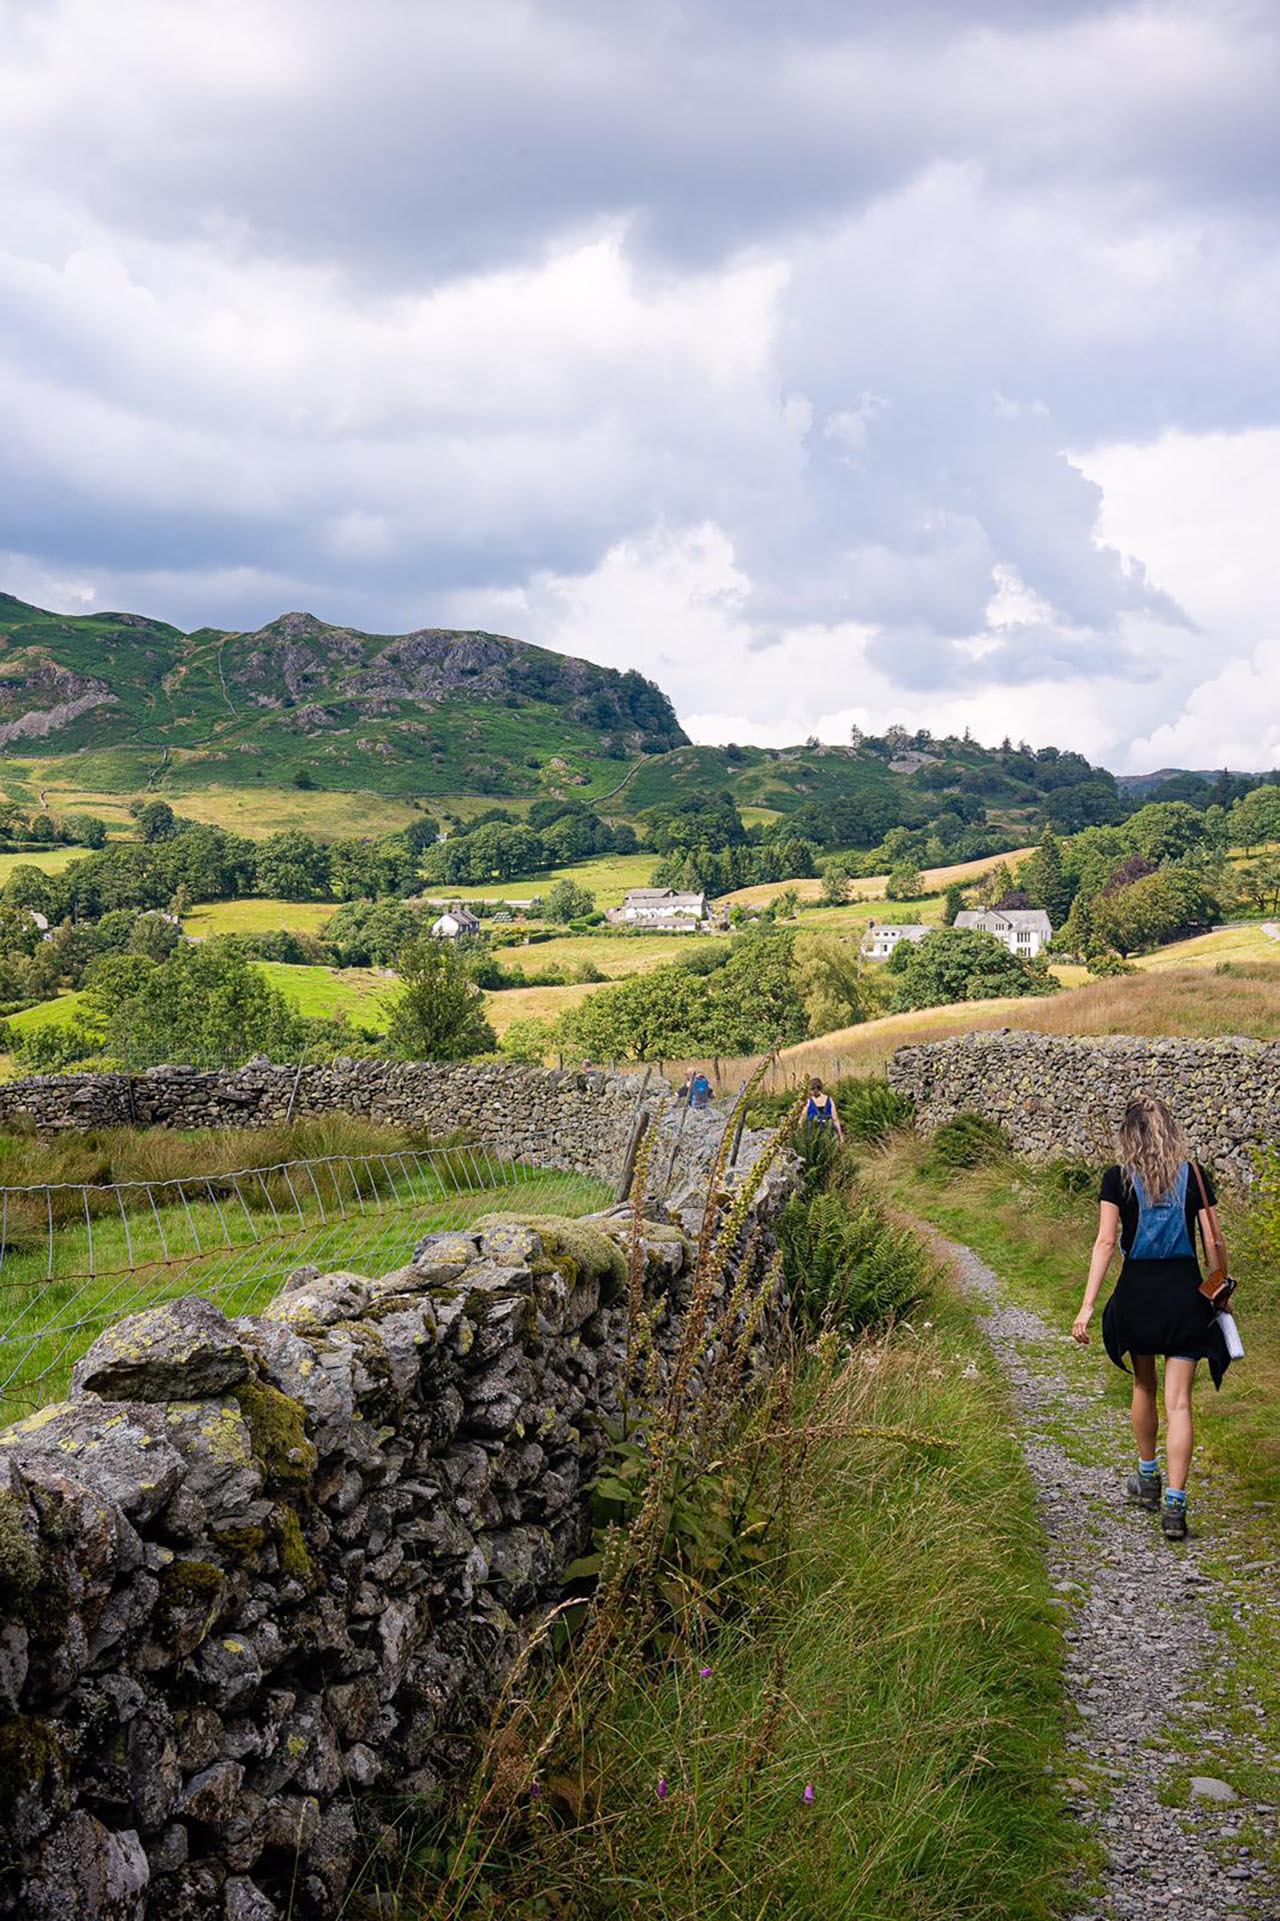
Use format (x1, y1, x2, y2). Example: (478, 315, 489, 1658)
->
(838, 1077, 912, 1142)
(924, 1111, 1011, 1173)
(779, 1181, 933, 1335)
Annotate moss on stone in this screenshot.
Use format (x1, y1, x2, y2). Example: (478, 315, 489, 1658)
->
(232, 1376, 317, 1491)
(483, 1215, 626, 1291)
(208, 1522, 268, 1555)
(0, 1490, 41, 1620)
(0, 1715, 68, 1811)
(273, 1504, 315, 1589)
(153, 1556, 224, 1648)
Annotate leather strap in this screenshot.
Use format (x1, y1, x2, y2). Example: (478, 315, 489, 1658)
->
(1189, 1160, 1229, 1284)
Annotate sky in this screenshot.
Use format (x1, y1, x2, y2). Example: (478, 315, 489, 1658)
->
(1, 0, 1278, 773)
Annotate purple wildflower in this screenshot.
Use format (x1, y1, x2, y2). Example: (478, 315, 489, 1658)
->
(657, 1777, 670, 1800)
(803, 1783, 815, 1805)
(699, 1666, 713, 1679)
(529, 1780, 541, 1801)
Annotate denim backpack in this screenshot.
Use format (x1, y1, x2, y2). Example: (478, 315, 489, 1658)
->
(1130, 1162, 1194, 1261)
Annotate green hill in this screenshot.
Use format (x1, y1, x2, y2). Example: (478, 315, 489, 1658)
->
(0, 592, 1128, 843)
(0, 594, 686, 803)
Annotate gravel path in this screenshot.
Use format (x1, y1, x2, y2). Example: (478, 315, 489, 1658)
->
(942, 1235, 1280, 1921)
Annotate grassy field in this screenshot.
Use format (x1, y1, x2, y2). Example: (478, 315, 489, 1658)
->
(484, 980, 595, 1036)
(185, 897, 339, 939)
(672, 958, 1280, 1094)
(255, 961, 395, 1027)
(721, 846, 1038, 911)
(1134, 922, 1280, 970)
(0, 846, 90, 885)
(494, 930, 729, 981)
(421, 850, 658, 910)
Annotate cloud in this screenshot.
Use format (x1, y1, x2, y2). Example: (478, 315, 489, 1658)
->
(1, 0, 1277, 767)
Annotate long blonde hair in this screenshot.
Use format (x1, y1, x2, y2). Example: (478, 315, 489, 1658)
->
(1116, 1093, 1188, 1203)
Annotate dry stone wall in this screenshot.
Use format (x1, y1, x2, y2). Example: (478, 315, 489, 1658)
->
(0, 1060, 654, 1184)
(0, 1123, 793, 1920)
(887, 1030, 1280, 1182)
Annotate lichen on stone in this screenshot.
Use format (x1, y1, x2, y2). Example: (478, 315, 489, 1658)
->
(483, 1215, 627, 1292)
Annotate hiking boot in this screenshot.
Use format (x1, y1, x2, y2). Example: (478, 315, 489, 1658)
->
(1127, 1471, 1162, 1512)
(1161, 1500, 1188, 1540)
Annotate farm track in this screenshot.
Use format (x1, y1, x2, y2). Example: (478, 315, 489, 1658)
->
(941, 1232, 1280, 1921)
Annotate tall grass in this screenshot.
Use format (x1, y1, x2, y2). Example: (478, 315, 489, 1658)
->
(390, 1091, 1076, 1920)
(397, 1309, 1075, 1920)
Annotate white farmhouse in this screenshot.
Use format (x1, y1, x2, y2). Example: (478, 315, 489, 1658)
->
(953, 907, 1053, 957)
(430, 905, 482, 940)
(611, 887, 708, 932)
(861, 921, 931, 961)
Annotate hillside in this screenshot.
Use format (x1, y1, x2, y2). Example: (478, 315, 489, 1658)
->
(0, 594, 686, 804)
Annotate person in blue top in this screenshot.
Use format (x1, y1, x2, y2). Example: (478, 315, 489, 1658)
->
(686, 1070, 713, 1110)
(804, 1078, 844, 1142)
(1071, 1093, 1232, 1540)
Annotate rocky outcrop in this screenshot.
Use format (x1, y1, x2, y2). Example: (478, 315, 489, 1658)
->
(887, 1030, 1280, 1182)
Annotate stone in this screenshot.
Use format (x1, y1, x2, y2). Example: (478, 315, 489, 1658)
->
(21, 1810, 149, 1920)
(71, 1298, 249, 1402)
(196, 1631, 264, 1714)
(1189, 1775, 1239, 1803)
(178, 1757, 246, 1833)
(0, 1402, 185, 1524)
(411, 1230, 480, 1273)
(263, 1271, 372, 1330)
(479, 1221, 543, 1265)
(225, 1875, 279, 1920)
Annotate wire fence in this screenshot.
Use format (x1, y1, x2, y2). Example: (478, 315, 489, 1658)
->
(0, 1143, 609, 1424)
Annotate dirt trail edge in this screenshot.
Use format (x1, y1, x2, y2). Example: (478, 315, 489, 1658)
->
(939, 1234, 1279, 1921)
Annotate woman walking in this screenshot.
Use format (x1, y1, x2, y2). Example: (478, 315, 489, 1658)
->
(1071, 1094, 1232, 1540)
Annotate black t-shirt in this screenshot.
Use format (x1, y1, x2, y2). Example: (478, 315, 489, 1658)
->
(1100, 1162, 1216, 1258)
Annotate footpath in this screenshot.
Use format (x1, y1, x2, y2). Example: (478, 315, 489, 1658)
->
(941, 1234, 1280, 1921)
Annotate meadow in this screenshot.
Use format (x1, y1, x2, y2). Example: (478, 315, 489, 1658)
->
(420, 849, 658, 910)
(719, 845, 1039, 911)
(0, 846, 90, 885)
(184, 897, 339, 939)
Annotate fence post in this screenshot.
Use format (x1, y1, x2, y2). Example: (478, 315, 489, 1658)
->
(614, 1065, 654, 1203)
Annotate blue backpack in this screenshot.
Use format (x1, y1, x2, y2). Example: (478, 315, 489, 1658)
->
(689, 1075, 712, 1109)
(1130, 1163, 1194, 1261)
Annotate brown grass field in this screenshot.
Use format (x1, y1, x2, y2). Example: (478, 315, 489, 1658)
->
(720, 846, 1037, 911)
(667, 955, 1280, 1094)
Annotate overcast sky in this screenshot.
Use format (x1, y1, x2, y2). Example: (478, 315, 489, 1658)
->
(2, 0, 1278, 771)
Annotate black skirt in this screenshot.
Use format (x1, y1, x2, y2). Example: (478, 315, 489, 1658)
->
(1102, 1256, 1230, 1389)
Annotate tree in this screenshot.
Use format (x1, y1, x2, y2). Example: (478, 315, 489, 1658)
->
(1229, 784, 1280, 853)
(1090, 868, 1218, 956)
(1123, 801, 1209, 865)
(1236, 854, 1280, 918)
(885, 863, 924, 901)
(1017, 828, 1074, 926)
(134, 799, 178, 844)
(128, 913, 181, 962)
(820, 859, 854, 906)
(324, 898, 422, 967)
(81, 940, 307, 1069)
(292, 767, 316, 790)
(253, 831, 333, 900)
(1054, 893, 1094, 961)
(386, 939, 496, 1061)
(888, 928, 1058, 1010)
(543, 879, 595, 923)
(792, 936, 890, 1036)
(942, 881, 968, 926)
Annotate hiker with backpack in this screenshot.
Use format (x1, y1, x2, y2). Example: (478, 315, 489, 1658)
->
(804, 1077, 844, 1143)
(1070, 1094, 1236, 1539)
(684, 1068, 713, 1110)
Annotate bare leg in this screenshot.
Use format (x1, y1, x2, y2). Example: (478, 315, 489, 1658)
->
(1164, 1358, 1197, 1491)
(1131, 1353, 1158, 1461)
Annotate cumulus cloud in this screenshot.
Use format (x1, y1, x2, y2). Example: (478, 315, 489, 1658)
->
(1, 0, 1278, 766)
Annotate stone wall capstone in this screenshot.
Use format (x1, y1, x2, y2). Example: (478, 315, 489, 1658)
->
(886, 1030, 1280, 1181)
(0, 1114, 794, 1920)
